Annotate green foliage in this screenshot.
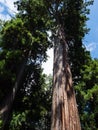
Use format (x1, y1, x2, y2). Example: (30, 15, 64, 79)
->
(0, 18, 31, 102)
(11, 66, 52, 129)
(0, 1, 50, 129)
(0, 119, 3, 129)
(9, 111, 27, 130)
(1, 18, 32, 51)
(0, 11, 49, 99)
(0, 0, 97, 130)
(75, 59, 98, 129)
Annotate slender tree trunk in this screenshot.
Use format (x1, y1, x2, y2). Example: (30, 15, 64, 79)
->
(0, 59, 27, 130)
(51, 25, 81, 130)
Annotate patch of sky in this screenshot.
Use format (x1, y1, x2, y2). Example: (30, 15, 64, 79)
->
(84, 0, 98, 58)
(0, 2, 9, 15)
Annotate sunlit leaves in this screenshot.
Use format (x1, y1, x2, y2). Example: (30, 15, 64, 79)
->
(1, 18, 32, 52)
(10, 111, 27, 130)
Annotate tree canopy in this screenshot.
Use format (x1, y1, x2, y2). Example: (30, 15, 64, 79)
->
(0, 0, 98, 130)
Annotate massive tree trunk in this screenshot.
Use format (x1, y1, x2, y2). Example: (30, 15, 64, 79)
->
(51, 26, 81, 130)
(0, 59, 27, 130)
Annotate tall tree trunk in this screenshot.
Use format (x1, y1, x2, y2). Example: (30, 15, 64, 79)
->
(51, 26, 81, 130)
(0, 59, 27, 130)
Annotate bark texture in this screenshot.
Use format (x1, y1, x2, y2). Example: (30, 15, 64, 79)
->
(51, 26, 81, 130)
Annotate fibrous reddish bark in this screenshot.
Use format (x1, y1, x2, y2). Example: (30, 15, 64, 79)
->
(51, 26, 81, 130)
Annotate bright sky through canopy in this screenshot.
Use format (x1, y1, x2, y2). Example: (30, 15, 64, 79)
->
(0, 0, 18, 20)
(0, 0, 98, 75)
(43, 0, 98, 75)
(84, 0, 98, 58)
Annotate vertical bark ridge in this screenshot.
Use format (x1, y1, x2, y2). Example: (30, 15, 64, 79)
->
(51, 26, 81, 130)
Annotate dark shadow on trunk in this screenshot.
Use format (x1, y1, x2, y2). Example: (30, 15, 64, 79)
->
(51, 25, 81, 130)
(0, 59, 27, 130)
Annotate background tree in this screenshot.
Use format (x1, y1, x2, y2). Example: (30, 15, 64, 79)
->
(9, 68, 52, 130)
(75, 59, 98, 130)
(0, 10, 50, 129)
